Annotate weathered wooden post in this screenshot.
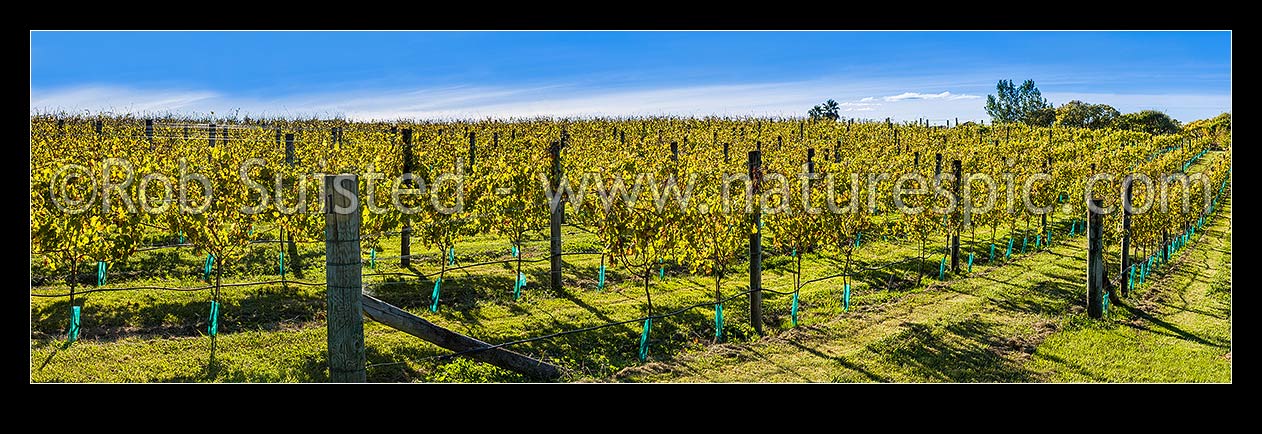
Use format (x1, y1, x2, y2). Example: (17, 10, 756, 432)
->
(951, 159, 962, 271)
(749, 149, 764, 335)
(468, 131, 476, 174)
(400, 128, 413, 267)
(324, 173, 366, 382)
(549, 133, 565, 294)
(1121, 175, 1133, 297)
(1087, 198, 1105, 319)
(145, 119, 154, 146)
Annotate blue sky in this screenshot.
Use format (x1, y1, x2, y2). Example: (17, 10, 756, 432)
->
(30, 31, 1231, 122)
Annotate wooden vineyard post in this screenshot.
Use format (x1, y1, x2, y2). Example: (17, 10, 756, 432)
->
(207, 123, 216, 164)
(284, 133, 298, 274)
(1121, 175, 1133, 297)
(951, 159, 961, 271)
(400, 128, 413, 268)
(748, 150, 764, 335)
(1041, 158, 1050, 234)
(285, 133, 296, 167)
(1087, 198, 1105, 319)
(549, 133, 564, 294)
(468, 131, 476, 174)
(145, 119, 154, 148)
(324, 173, 366, 382)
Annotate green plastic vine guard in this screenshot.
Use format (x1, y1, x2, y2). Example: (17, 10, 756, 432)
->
(178, 230, 184, 244)
(1070, 220, 1076, 236)
(430, 278, 442, 312)
(638, 318, 652, 361)
(597, 264, 606, 291)
(514, 272, 525, 300)
(1021, 237, 1027, 253)
(448, 248, 455, 266)
(938, 257, 946, 280)
(856, 232, 861, 248)
(370, 249, 376, 270)
(1047, 229, 1052, 246)
(511, 245, 518, 257)
(1102, 290, 1110, 314)
(790, 292, 799, 327)
(1006, 238, 1014, 259)
(843, 283, 851, 312)
(967, 253, 974, 273)
(714, 304, 723, 340)
(207, 301, 219, 336)
(96, 261, 107, 286)
(791, 248, 796, 257)
(203, 254, 215, 282)
(67, 306, 81, 342)
(989, 244, 995, 263)
(659, 259, 665, 281)
(279, 251, 285, 276)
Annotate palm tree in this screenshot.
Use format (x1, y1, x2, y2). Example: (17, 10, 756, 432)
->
(822, 99, 840, 120)
(809, 99, 841, 121)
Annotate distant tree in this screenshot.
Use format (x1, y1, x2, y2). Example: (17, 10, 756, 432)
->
(985, 79, 1052, 125)
(1115, 110, 1181, 135)
(808, 99, 840, 121)
(1055, 100, 1120, 129)
(1028, 107, 1056, 127)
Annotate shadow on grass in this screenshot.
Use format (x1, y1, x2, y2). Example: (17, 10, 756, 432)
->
(867, 319, 1037, 382)
(30, 286, 325, 343)
(784, 339, 889, 382)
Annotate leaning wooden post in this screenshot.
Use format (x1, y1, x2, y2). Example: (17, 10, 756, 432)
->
(748, 149, 764, 335)
(1087, 198, 1105, 319)
(325, 173, 366, 382)
(1120, 175, 1133, 297)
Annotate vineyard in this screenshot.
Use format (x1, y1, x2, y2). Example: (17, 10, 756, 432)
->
(29, 115, 1232, 382)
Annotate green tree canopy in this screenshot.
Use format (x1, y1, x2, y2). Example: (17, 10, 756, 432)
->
(1054, 100, 1120, 129)
(985, 79, 1052, 126)
(1115, 110, 1181, 135)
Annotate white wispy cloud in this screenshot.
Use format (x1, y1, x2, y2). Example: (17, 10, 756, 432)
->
(881, 91, 980, 102)
(30, 82, 1227, 125)
(29, 86, 220, 114)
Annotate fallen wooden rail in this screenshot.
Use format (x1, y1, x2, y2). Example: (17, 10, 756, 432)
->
(360, 294, 564, 381)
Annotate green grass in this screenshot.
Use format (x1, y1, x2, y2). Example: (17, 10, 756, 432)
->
(30, 153, 1232, 382)
(1026, 199, 1231, 382)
